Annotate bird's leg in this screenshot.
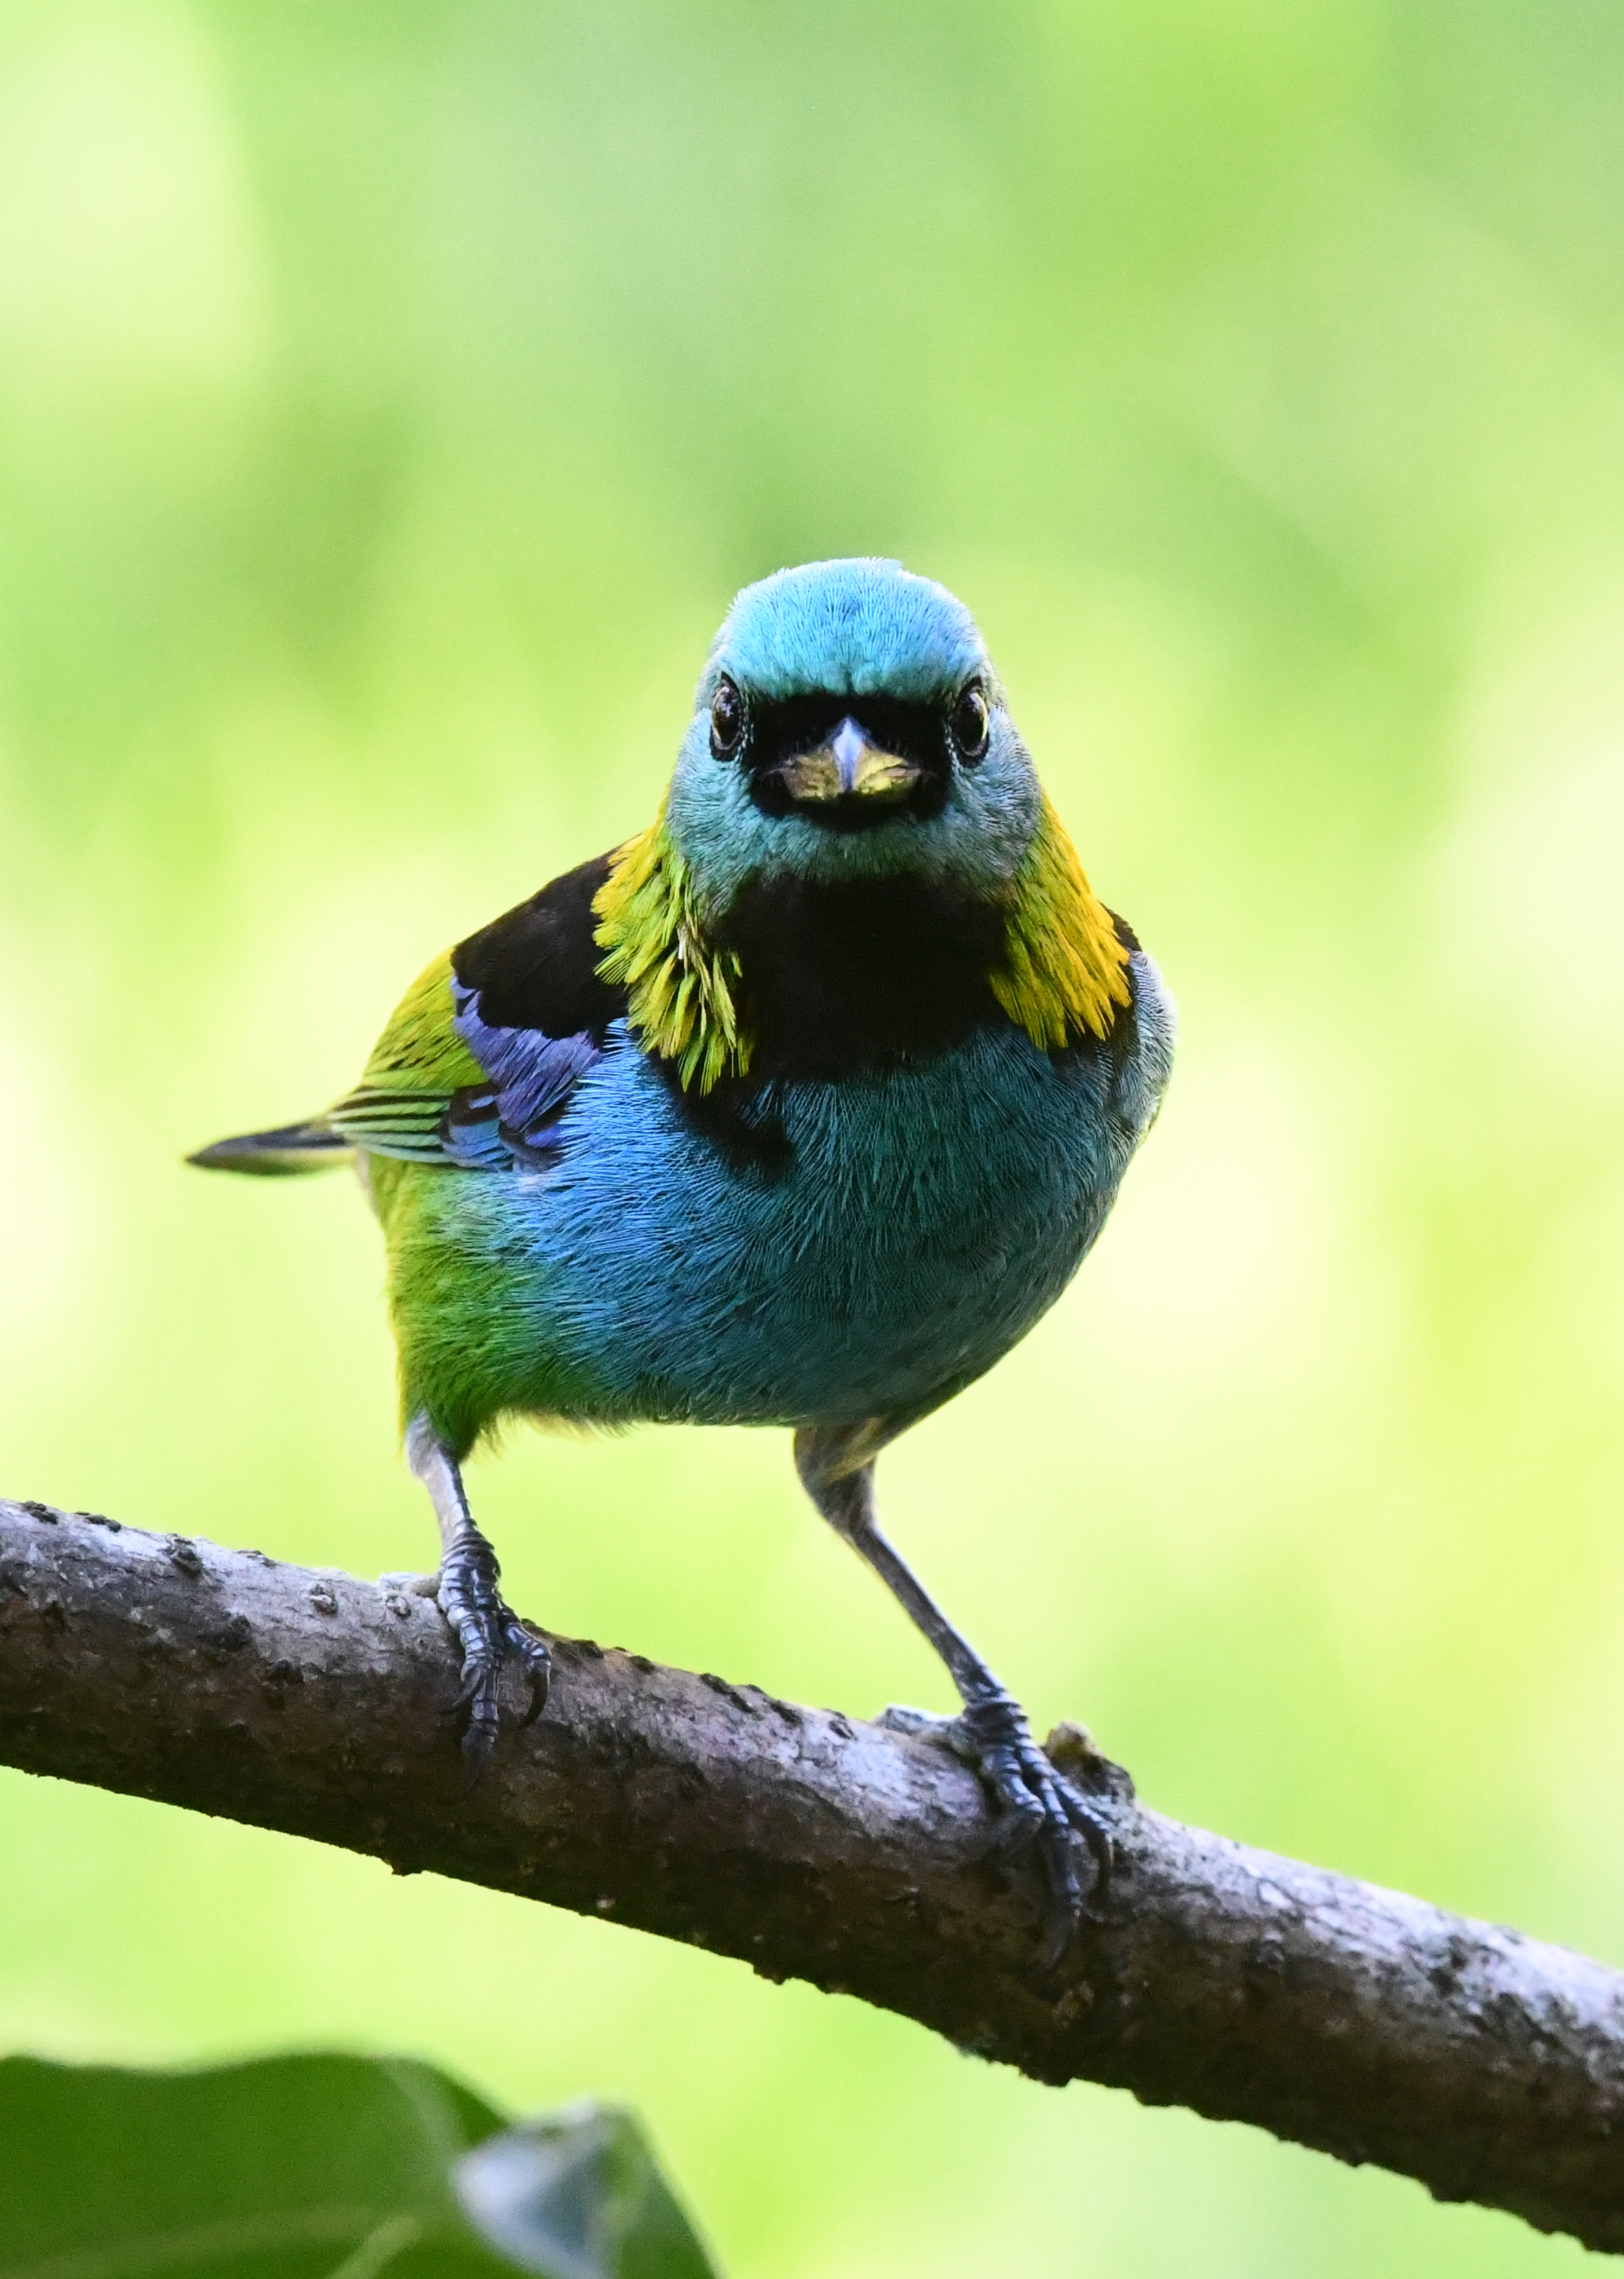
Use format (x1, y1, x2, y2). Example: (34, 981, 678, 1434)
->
(405, 1412, 551, 1779)
(795, 1424, 1111, 1965)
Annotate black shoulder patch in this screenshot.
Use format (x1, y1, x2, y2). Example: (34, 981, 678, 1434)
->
(717, 873, 1007, 1083)
(1107, 907, 1141, 954)
(452, 852, 628, 1039)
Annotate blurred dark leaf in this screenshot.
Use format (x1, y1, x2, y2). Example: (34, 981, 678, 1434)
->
(0, 2054, 718, 2279)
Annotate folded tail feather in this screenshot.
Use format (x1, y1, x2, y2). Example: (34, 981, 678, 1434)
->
(187, 1118, 354, 1176)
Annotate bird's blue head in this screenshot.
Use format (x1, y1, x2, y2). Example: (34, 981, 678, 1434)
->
(664, 559, 1042, 914)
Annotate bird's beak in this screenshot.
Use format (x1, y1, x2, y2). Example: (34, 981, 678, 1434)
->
(775, 718, 923, 808)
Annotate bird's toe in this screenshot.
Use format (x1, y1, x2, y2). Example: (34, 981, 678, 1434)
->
(434, 1544, 549, 1779)
(457, 1684, 502, 1788)
(947, 1694, 1114, 1962)
(501, 1613, 552, 1725)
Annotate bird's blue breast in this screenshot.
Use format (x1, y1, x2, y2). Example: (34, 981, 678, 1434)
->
(442, 953, 1172, 1430)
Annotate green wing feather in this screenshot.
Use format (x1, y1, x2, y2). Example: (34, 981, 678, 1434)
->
(189, 952, 480, 1175)
(323, 952, 483, 1161)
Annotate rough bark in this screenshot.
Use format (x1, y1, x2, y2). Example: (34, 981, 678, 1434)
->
(1, 1497, 1621, 2248)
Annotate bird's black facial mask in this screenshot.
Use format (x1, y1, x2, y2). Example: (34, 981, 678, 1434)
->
(721, 688, 965, 834)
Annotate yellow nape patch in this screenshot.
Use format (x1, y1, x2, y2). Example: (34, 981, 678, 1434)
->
(593, 820, 753, 1093)
(992, 797, 1132, 1051)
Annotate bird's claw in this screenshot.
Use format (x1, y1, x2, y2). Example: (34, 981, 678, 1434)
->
(879, 1695, 1112, 1966)
(436, 1536, 551, 1783)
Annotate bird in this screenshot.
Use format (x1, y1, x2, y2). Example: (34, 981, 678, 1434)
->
(191, 557, 1175, 1956)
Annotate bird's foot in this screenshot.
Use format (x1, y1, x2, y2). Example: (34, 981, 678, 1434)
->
(435, 1529, 551, 1784)
(879, 1694, 1113, 1966)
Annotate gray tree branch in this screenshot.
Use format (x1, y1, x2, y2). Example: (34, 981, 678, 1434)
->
(1, 1497, 1620, 2249)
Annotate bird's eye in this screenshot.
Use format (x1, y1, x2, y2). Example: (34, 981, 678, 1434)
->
(950, 682, 990, 762)
(710, 676, 746, 758)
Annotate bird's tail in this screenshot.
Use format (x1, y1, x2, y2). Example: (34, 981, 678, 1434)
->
(187, 1117, 354, 1176)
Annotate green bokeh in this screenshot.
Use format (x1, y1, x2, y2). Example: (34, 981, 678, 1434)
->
(2, 2, 1622, 2271)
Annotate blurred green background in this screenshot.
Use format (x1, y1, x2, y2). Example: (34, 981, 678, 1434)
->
(1, 1, 1622, 2271)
